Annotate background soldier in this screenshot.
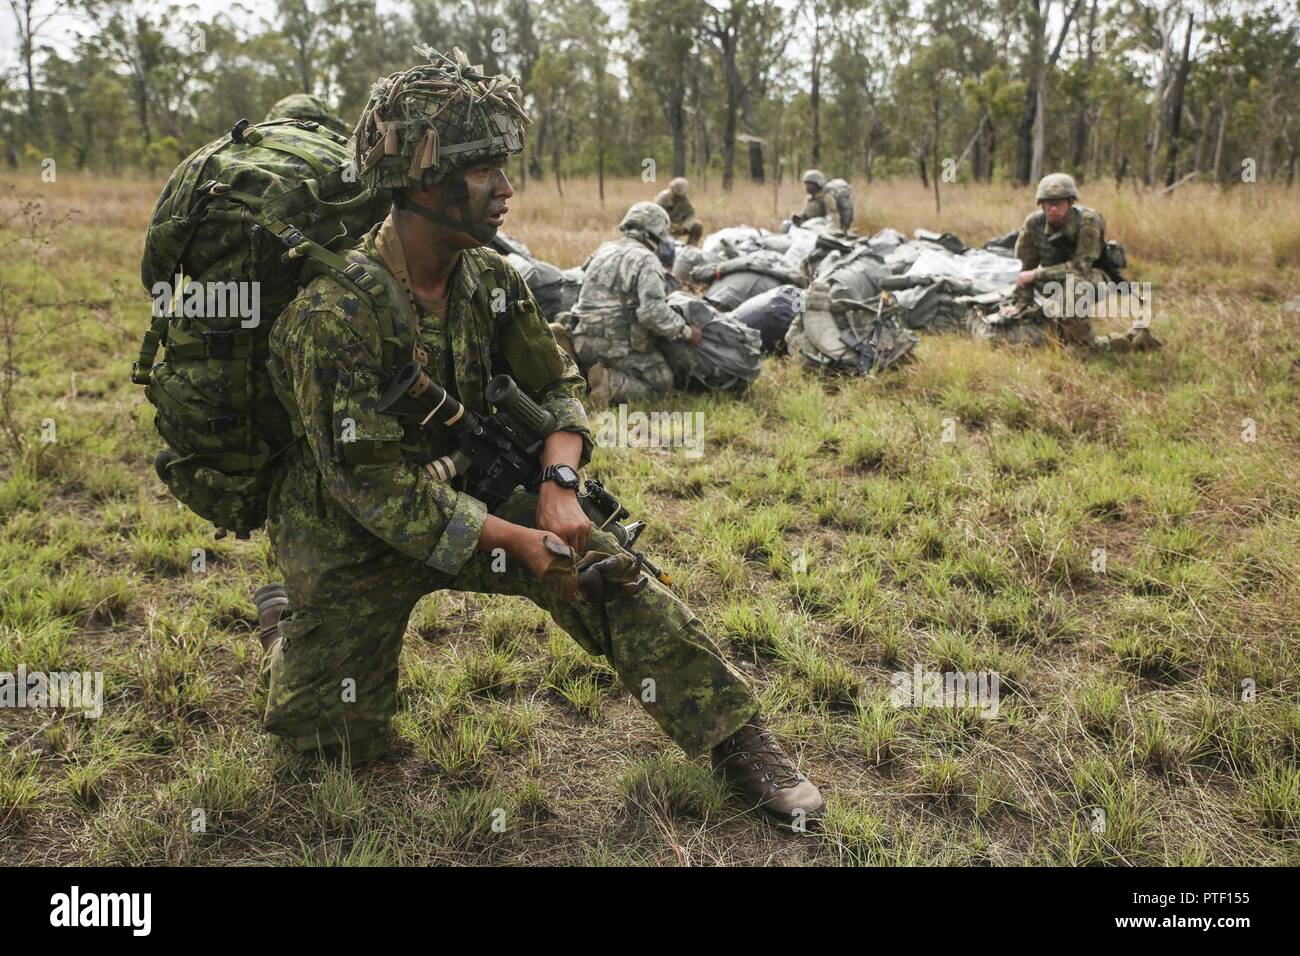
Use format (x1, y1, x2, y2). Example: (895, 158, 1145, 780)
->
(258, 48, 822, 827)
(570, 201, 703, 406)
(1009, 173, 1161, 352)
(262, 92, 350, 136)
(791, 168, 853, 234)
(655, 176, 704, 245)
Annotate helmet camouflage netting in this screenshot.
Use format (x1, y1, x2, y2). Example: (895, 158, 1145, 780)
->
(354, 45, 530, 191)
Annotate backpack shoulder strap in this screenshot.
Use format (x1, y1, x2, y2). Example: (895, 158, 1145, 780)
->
(294, 240, 418, 375)
(466, 247, 524, 379)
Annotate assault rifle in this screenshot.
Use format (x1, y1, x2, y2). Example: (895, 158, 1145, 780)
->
(377, 362, 670, 585)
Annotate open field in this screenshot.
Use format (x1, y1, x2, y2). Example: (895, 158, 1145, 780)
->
(1, 173, 1298, 865)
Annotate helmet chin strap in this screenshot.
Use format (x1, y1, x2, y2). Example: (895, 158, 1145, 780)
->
(626, 230, 659, 252)
(394, 170, 498, 243)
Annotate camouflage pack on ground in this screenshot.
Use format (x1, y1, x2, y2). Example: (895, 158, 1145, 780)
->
(134, 117, 391, 536)
(786, 279, 918, 375)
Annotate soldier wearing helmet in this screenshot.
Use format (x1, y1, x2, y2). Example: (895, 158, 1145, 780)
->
(569, 200, 704, 407)
(257, 48, 822, 827)
(997, 173, 1160, 352)
(654, 176, 704, 246)
(791, 168, 851, 233)
(263, 93, 350, 136)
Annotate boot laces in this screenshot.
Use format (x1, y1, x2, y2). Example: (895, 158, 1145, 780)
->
(724, 724, 803, 789)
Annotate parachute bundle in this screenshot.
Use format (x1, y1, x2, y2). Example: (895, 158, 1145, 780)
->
(659, 292, 762, 391)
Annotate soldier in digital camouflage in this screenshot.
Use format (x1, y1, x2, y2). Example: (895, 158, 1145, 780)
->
(990, 173, 1161, 353)
(569, 201, 704, 407)
(256, 47, 824, 827)
(791, 168, 852, 234)
(263, 93, 350, 136)
(655, 177, 704, 245)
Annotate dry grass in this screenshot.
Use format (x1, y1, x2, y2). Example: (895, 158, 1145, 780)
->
(1, 172, 1298, 866)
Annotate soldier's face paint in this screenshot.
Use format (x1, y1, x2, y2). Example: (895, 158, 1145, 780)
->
(402, 163, 514, 247)
(455, 162, 514, 243)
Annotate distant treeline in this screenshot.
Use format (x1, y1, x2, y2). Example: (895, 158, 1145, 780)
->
(3, 0, 1299, 190)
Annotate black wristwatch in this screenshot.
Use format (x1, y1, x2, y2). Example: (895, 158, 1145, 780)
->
(540, 463, 580, 490)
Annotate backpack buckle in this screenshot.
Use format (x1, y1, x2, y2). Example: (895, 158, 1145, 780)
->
(204, 330, 236, 359)
(207, 413, 239, 433)
(343, 262, 382, 296)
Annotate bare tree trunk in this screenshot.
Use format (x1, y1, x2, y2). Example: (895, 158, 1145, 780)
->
(1211, 102, 1227, 184)
(932, 93, 942, 215)
(669, 89, 686, 177)
(22, 2, 36, 122)
(1016, 0, 1045, 184)
(722, 84, 738, 189)
(551, 114, 563, 198)
(1164, 12, 1194, 186)
(810, 30, 822, 166)
(1016, 77, 1038, 184)
(1070, 0, 1098, 171)
(1031, 63, 1047, 182)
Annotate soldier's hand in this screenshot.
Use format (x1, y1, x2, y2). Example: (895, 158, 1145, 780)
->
(1016, 269, 1037, 288)
(536, 483, 591, 552)
(687, 324, 703, 347)
(515, 528, 571, 579)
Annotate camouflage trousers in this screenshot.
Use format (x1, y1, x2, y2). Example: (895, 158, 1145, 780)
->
(671, 217, 704, 246)
(978, 271, 1155, 352)
(572, 335, 676, 404)
(262, 447, 756, 764)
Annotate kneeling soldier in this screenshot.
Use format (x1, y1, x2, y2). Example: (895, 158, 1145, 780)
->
(1004, 173, 1161, 352)
(655, 177, 704, 246)
(258, 48, 823, 827)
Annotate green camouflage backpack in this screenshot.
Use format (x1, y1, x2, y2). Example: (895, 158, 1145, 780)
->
(134, 117, 391, 537)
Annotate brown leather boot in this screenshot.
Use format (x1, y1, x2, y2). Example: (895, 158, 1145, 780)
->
(712, 717, 824, 829)
(253, 583, 288, 653)
(1128, 327, 1163, 351)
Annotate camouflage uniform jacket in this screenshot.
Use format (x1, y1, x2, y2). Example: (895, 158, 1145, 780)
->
(1015, 204, 1107, 283)
(655, 188, 696, 229)
(267, 215, 592, 576)
(571, 237, 691, 357)
(802, 187, 844, 232)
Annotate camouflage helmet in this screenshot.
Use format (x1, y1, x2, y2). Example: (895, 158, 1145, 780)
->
(1036, 173, 1079, 202)
(354, 45, 530, 192)
(669, 176, 689, 197)
(619, 201, 672, 245)
(802, 168, 826, 188)
(264, 93, 349, 136)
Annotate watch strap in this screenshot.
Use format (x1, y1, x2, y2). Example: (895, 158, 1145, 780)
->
(541, 463, 579, 489)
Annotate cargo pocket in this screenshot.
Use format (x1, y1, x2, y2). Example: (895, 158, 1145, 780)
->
(331, 370, 404, 466)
